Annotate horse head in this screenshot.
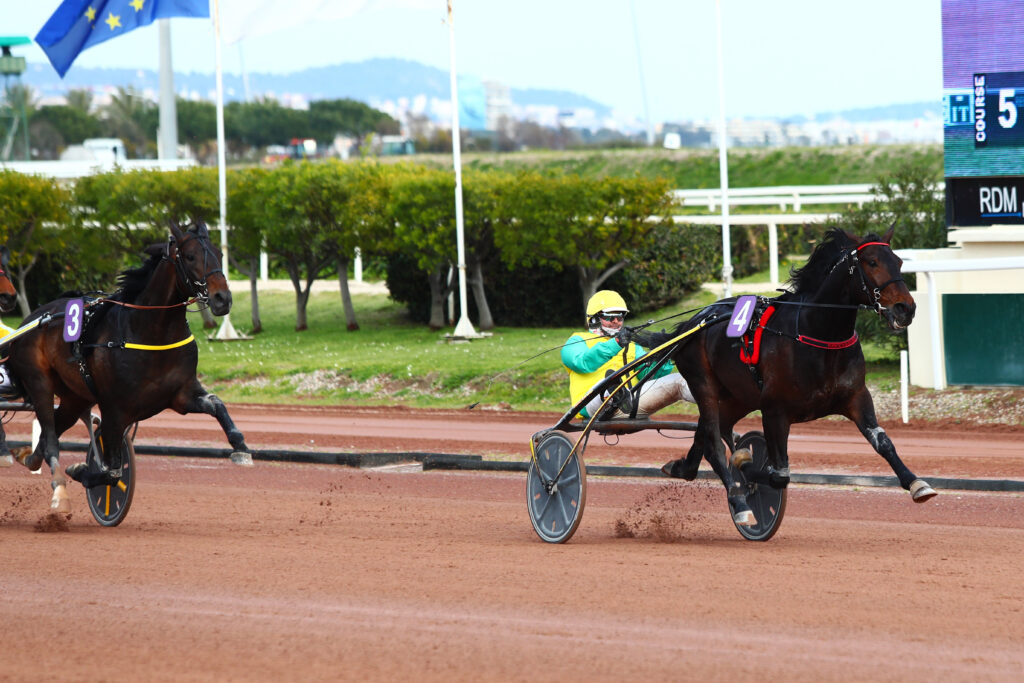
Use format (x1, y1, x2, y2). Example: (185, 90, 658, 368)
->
(843, 226, 916, 330)
(0, 246, 18, 313)
(169, 219, 232, 317)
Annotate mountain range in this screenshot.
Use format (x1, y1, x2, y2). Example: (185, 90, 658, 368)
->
(22, 56, 938, 125)
(24, 57, 613, 117)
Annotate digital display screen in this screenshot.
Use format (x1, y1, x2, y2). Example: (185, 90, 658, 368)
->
(943, 1, 1024, 223)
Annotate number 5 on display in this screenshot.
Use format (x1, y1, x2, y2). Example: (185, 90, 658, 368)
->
(999, 89, 1017, 129)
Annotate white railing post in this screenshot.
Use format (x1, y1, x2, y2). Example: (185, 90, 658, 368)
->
(768, 222, 779, 287)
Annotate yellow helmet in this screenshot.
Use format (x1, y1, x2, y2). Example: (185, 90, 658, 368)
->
(586, 290, 629, 316)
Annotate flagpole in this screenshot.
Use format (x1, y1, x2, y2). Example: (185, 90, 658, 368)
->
(714, 0, 733, 298)
(212, 0, 242, 339)
(447, 0, 476, 338)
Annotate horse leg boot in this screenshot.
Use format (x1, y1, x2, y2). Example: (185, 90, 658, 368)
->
(697, 414, 756, 526)
(183, 390, 253, 466)
(47, 453, 70, 514)
(849, 393, 936, 503)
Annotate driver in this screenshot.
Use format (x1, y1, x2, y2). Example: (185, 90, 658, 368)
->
(561, 290, 694, 420)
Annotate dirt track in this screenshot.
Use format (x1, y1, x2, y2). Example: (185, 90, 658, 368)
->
(1, 404, 1023, 681)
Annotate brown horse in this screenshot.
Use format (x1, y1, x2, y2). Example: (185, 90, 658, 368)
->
(7, 221, 252, 513)
(644, 226, 935, 527)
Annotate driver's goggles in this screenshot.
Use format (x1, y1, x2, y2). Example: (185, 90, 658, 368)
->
(600, 313, 626, 322)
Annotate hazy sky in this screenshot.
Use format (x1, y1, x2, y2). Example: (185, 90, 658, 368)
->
(5, 0, 943, 122)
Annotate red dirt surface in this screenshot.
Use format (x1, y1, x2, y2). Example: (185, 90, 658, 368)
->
(1, 404, 1022, 680)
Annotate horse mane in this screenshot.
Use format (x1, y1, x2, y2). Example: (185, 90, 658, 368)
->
(111, 247, 164, 303)
(784, 227, 884, 297)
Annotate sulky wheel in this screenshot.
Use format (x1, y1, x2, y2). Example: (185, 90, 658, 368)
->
(730, 430, 787, 542)
(85, 434, 136, 527)
(527, 431, 587, 544)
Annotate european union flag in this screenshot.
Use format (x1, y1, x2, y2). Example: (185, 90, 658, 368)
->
(36, 0, 210, 78)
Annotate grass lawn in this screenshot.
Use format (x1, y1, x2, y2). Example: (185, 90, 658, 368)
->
(1, 273, 899, 412)
(176, 279, 900, 411)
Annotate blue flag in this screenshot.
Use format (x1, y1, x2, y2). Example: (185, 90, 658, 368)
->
(36, 0, 210, 78)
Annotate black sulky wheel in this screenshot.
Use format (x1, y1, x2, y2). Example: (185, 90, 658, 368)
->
(527, 431, 587, 544)
(84, 432, 136, 527)
(730, 431, 787, 542)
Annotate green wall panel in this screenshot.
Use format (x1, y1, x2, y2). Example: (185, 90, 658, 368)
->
(942, 294, 1024, 386)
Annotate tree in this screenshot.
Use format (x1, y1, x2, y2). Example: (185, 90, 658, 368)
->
(100, 86, 155, 157)
(387, 166, 458, 329)
(227, 167, 272, 333)
(495, 172, 673, 309)
(65, 88, 94, 115)
(31, 105, 102, 149)
(176, 98, 217, 152)
(294, 161, 390, 331)
(308, 98, 398, 142)
(259, 162, 335, 331)
(0, 172, 71, 314)
(460, 170, 514, 330)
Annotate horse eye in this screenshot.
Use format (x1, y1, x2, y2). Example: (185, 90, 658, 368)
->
(867, 259, 878, 267)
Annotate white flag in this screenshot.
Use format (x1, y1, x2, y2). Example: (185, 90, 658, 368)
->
(217, 0, 370, 45)
(216, 0, 440, 45)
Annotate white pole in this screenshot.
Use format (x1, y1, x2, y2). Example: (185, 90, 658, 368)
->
(925, 271, 944, 390)
(157, 20, 178, 161)
(900, 350, 909, 424)
(768, 221, 779, 287)
(212, 0, 241, 340)
(714, 0, 733, 298)
(447, 0, 476, 338)
(629, 0, 654, 146)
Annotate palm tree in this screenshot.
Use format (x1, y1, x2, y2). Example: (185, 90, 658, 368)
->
(100, 86, 153, 157)
(1, 82, 35, 160)
(65, 88, 93, 114)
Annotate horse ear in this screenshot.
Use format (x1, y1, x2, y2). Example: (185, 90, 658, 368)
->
(196, 220, 209, 238)
(882, 223, 896, 245)
(841, 229, 861, 247)
(169, 219, 185, 242)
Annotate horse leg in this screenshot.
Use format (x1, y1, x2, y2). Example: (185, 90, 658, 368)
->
(0, 425, 13, 467)
(847, 390, 936, 503)
(11, 397, 69, 511)
(696, 413, 755, 526)
(175, 383, 253, 466)
(759, 411, 792, 489)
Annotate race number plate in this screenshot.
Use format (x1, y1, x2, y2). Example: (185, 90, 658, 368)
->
(63, 298, 84, 342)
(726, 296, 756, 338)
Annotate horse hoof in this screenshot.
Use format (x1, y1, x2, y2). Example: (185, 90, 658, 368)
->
(730, 448, 753, 469)
(0, 453, 12, 468)
(732, 509, 756, 526)
(909, 479, 937, 503)
(50, 485, 71, 514)
(660, 459, 697, 480)
(230, 452, 254, 467)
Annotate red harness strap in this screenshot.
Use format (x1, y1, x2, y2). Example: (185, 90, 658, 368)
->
(796, 332, 859, 349)
(738, 304, 776, 365)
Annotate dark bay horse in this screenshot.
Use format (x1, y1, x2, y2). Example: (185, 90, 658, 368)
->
(644, 226, 935, 527)
(7, 221, 252, 513)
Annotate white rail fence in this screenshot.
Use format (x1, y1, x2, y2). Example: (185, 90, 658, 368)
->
(672, 184, 876, 211)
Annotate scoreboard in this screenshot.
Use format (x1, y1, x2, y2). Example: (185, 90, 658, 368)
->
(943, 1, 1024, 225)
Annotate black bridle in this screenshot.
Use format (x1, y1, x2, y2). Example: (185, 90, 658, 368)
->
(826, 239, 905, 315)
(167, 230, 223, 302)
